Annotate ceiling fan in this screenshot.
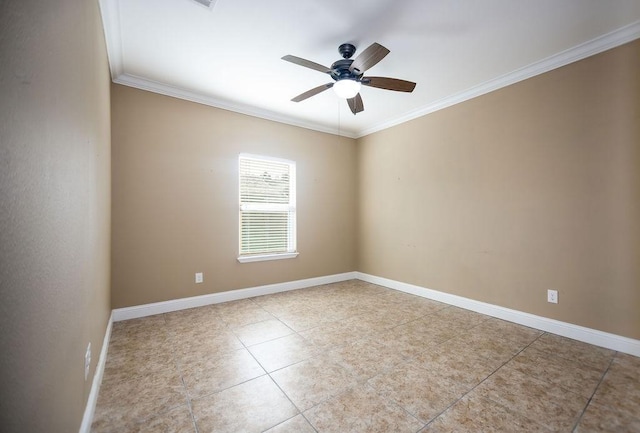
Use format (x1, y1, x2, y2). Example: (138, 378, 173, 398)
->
(282, 42, 417, 115)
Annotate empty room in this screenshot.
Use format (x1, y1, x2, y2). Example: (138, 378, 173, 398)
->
(1, 0, 639, 432)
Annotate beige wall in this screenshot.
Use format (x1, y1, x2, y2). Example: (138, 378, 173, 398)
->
(357, 40, 640, 340)
(111, 85, 357, 308)
(0, 0, 111, 431)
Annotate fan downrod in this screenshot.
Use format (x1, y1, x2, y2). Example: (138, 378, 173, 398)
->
(338, 43, 356, 59)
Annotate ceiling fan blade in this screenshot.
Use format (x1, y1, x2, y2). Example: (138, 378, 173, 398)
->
(362, 76, 416, 92)
(282, 55, 332, 74)
(347, 93, 364, 114)
(349, 43, 390, 74)
(291, 83, 334, 102)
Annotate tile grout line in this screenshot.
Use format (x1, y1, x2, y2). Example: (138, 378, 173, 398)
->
(215, 298, 319, 429)
(327, 313, 498, 430)
(247, 289, 431, 431)
(163, 314, 201, 433)
(420, 331, 547, 430)
(234, 305, 319, 432)
(570, 353, 616, 432)
(284, 298, 492, 429)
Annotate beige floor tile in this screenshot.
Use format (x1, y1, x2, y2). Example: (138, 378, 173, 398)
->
(431, 306, 489, 329)
(413, 342, 503, 388)
(474, 366, 587, 431)
(166, 321, 231, 344)
(270, 355, 359, 411)
(299, 320, 370, 350)
(612, 352, 640, 371)
(358, 297, 412, 317)
(575, 402, 640, 433)
(422, 394, 551, 433)
(181, 348, 265, 398)
(444, 332, 524, 365)
(395, 301, 448, 321)
(528, 333, 614, 370)
(248, 333, 319, 372)
(305, 384, 424, 433)
(367, 360, 469, 424)
(213, 299, 276, 327)
(164, 307, 228, 339)
(92, 404, 195, 433)
(508, 346, 604, 398)
(591, 357, 640, 419)
(337, 280, 389, 296)
(329, 337, 407, 382)
(108, 316, 170, 359)
(277, 306, 340, 331)
(378, 319, 447, 359)
(419, 314, 471, 339)
(108, 332, 169, 354)
(251, 291, 306, 311)
(341, 312, 403, 335)
(324, 299, 366, 317)
(191, 375, 298, 433)
(263, 414, 317, 433)
(92, 369, 187, 431)
(172, 329, 244, 368)
(231, 318, 294, 346)
(467, 317, 543, 346)
(103, 341, 177, 382)
(109, 315, 167, 342)
(258, 301, 312, 318)
(133, 405, 195, 433)
(368, 290, 447, 317)
(292, 298, 336, 313)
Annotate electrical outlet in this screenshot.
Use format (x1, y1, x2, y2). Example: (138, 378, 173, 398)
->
(84, 343, 91, 381)
(547, 289, 558, 304)
(195, 272, 203, 284)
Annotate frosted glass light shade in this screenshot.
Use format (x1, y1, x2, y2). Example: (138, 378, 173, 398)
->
(333, 79, 361, 99)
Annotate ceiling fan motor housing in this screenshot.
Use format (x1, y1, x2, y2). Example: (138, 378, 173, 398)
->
(330, 59, 360, 82)
(331, 43, 362, 82)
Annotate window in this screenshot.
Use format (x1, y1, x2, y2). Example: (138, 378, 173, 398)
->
(238, 154, 297, 263)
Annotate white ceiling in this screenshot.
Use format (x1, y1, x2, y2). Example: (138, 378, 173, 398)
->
(99, 0, 640, 138)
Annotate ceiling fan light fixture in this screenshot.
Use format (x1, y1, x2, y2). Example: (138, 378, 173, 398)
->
(333, 79, 361, 99)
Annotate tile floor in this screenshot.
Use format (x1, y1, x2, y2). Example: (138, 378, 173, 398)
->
(92, 280, 640, 432)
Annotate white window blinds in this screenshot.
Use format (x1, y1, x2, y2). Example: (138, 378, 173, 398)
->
(239, 154, 296, 258)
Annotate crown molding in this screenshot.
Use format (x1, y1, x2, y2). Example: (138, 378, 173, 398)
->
(112, 73, 358, 138)
(99, 1, 639, 139)
(357, 20, 640, 138)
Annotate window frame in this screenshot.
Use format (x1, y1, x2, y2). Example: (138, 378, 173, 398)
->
(237, 153, 298, 263)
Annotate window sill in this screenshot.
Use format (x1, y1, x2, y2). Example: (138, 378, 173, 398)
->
(237, 252, 299, 263)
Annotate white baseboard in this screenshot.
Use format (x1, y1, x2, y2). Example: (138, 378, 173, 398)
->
(112, 272, 358, 321)
(357, 272, 640, 357)
(79, 312, 113, 433)
(109, 270, 639, 356)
